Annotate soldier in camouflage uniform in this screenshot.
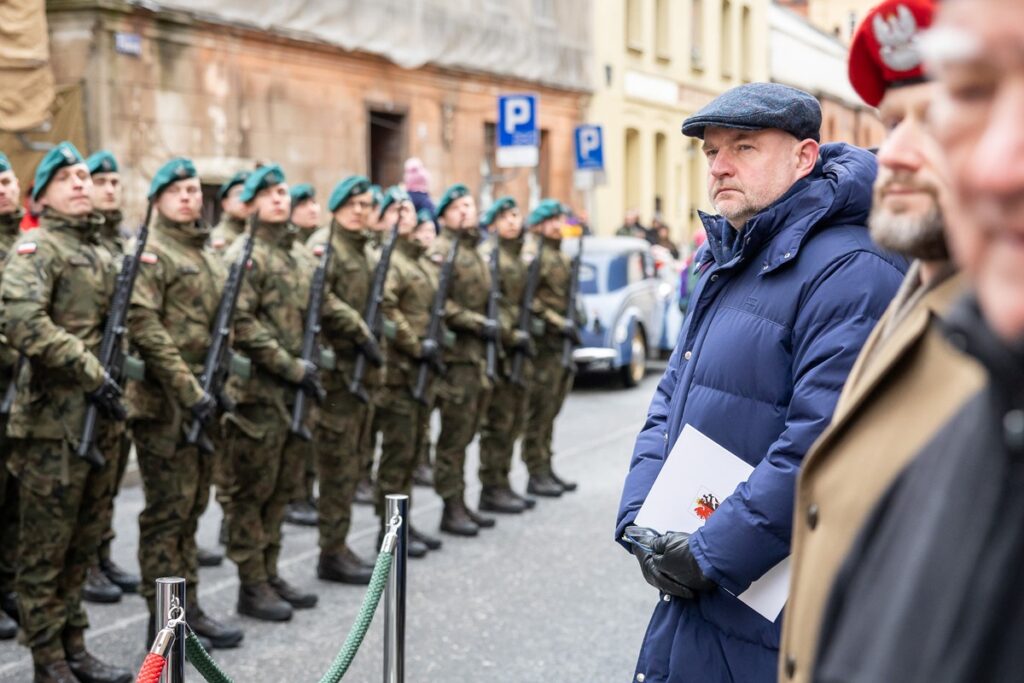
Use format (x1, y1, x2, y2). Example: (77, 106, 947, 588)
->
(523, 199, 579, 497)
(306, 175, 384, 584)
(477, 197, 538, 514)
(411, 208, 437, 488)
(225, 165, 369, 619)
(2, 142, 131, 683)
(81, 150, 141, 606)
(125, 157, 245, 651)
(0, 152, 23, 641)
(283, 183, 322, 528)
(373, 187, 443, 557)
(427, 184, 500, 536)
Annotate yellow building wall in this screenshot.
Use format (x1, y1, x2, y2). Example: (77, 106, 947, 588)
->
(588, 0, 770, 246)
(808, 0, 877, 43)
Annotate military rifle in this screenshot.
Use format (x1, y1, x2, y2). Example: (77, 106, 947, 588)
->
(0, 356, 25, 417)
(561, 236, 584, 370)
(349, 207, 403, 403)
(510, 236, 545, 386)
(76, 202, 153, 468)
(412, 227, 460, 404)
(185, 214, 257, 451)
(484, 234, 501, 382)
(290, 222, 332, 440)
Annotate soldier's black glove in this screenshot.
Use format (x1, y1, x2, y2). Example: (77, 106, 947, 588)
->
(512, 329, 535, 357)
(419, 339, 445, 374)
(358, 337, 384, 368)
(86, 371, 127, 421)
(561, 319, 582, 346)
(480, 318, 501, 342)
(298, 360, 326, 402)
(190, 392, 217, 426)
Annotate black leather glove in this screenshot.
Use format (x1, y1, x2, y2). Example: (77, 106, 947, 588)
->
(632, 545, 696, 600)
(512, 329, 535, 357)
(298, 360, 326, 402)
(480, 318, 500, 342)
(86, 371, 126, 421)
(649, 531, 717, 594)
(358, 337, 384, 368)
(419, 338, 445, 373)
(561, 319, 582, 346)
(189, 392, 217, 426)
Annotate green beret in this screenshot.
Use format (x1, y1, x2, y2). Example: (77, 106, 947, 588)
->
(436, 183, 470, 219)
(327, 175, 372, 212)
(32, 141, 85, 202)
(380, 186, 410, 214)
(240, 164, 286, 203)
(0, 152, 10, 174)
(218, 170, 251, 200)
(149, 157, 197, 199)
(290, 183, 315, 205)
(86, 150, 118, 175)
(481, 196, 517, 227)
(527, 198, 566, 227)
(370, 184, 384, 207)
(416, 208, 434, 225)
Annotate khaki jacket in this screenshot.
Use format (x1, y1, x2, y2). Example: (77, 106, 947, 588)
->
(779, 268, 986, 683)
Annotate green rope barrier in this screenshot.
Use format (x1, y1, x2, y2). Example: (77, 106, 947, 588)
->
(183, 548, 394, 683)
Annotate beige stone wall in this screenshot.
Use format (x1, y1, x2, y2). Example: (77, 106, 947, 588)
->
(46, 3, 587, 224)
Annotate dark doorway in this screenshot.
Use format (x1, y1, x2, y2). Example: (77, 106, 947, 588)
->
(368, 110, 406, 188)
(201, 183, 221, 228)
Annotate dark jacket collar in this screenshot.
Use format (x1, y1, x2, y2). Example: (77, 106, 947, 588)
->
(40, 208, 104, 241)
(155, 213, 209, 248)
(334, 222, 370, 249)
(0, 208, 24, 236)
(396, 235, 425, 259)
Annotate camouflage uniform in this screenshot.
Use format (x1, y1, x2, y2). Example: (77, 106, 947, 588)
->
(478, 235, 531, 488)
(426, 227, 492, 502)
(375, 236, 438, 511)
(1, 210, 119, 665)
(522, 236, 575, 477)
(225, 221, 366, 584)
(209, 214, 246, 255)
(305, 224, 376, 555)
(94, 209, 134, 569)
(125, 214, 225, 609)
(0, 208, 24, 601)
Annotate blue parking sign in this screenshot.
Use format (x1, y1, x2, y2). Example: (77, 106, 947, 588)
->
(497, 94, 539, 168)
(574, 125, 604, 171)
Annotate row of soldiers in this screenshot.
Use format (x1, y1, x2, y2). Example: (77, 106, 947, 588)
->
(0, 142, 583, 683)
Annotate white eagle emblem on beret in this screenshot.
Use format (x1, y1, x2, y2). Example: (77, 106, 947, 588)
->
(873, 4, 922, 72)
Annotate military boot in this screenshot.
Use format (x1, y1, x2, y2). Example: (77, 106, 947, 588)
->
(33, 660, 80, 683)
(237, 583, 292, 622)
(0, 590, 18, 623)
(284, 500, 318, 527)
(479, 486, 527, 514)
(317, 547, 374, 584)
(510, 488, 537, 510)
(550, 470, 578, 492)
(197, 545, 223, 568)
(65, 652, 131, 683)
(99, 558, 139, 594)
(269, 576, 318, 609)
(187, 604, 244, 648)
(465, 505, 496, 529)
(409, 525, 442, 551)
(82, 566, 122, 604)
(440, 499, 479, 537)
(0, 609, 16, 639)
(527, 474, 563, 498)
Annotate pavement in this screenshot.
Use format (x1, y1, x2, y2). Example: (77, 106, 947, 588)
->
(0, 368, 664, 683)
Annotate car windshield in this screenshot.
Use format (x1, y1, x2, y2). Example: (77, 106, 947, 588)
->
(579, 252, 628, 295)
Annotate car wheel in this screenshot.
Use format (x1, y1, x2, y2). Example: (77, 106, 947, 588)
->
(621, 327, 647, 388)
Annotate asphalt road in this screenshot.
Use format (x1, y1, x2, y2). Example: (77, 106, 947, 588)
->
(0, 368, 664, 683)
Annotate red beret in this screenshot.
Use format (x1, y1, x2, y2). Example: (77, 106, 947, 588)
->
(848, 0, 936, 107)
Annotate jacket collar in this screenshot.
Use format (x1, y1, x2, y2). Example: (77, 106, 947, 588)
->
(334, 221, 370, 249)
(40, 208, 104, 242)
(220, 214, 246, 236)
(396, 235, 426, 259)
(155, 212, 210, 248)
(254, 220, 295, 248)
(0, 208, 24, 236)
(942, 294, 1024, 411)
(500, 234, 525, 256)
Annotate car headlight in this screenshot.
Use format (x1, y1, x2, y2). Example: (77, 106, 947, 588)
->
(614, 317, 631, 345)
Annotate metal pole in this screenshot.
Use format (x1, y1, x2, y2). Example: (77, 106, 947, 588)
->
(156, 577, 186, 683)
(383, 494, 408, 683)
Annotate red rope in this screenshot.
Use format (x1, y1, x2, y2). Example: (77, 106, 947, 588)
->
(134, 653, 167, 683)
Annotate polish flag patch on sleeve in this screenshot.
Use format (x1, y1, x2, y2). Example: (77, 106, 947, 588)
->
(312, 244, 325, 257)
(16, 242, 37, 255)
(140, 252, 159, 264)
(211, 238, 226, 250)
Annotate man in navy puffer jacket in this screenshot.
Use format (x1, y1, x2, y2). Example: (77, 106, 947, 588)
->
(615, 83, 906, 683)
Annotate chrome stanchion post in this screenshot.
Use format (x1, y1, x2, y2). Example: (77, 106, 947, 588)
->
(156, 577, 186, 683)
(383, 494, 408, 683)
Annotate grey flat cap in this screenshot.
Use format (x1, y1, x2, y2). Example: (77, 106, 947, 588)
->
(682, 83, 822, 142)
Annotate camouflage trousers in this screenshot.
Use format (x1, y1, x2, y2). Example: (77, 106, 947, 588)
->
(415, 407, 433, 469)
(315, 390, 366, 554)
(10, 433, 119, 664)
(97, 432, 133, 563)
(434, 363, 491, 502)
(358, 397, 379, 483)
(224, 403, 301, 584)
(289, 432, 317, 504)
(523, 348, 573, 477)
(133, 419, 213, 606)
(0, 449, 18, 596)
(478, 371, 530, 488)
(374, 389, 432, 515)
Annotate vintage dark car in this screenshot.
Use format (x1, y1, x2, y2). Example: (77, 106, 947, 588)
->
(565, 236, 679, 387)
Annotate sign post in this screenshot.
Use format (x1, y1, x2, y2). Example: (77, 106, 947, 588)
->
(573, 124, 605, 233)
